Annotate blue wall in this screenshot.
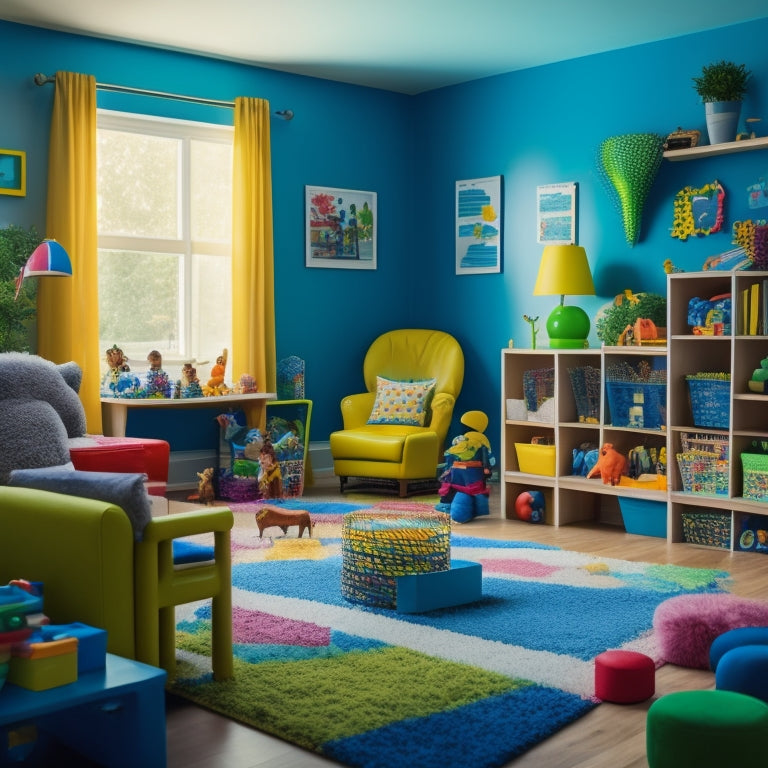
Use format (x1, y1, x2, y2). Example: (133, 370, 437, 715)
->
(2, 17, 768, 454)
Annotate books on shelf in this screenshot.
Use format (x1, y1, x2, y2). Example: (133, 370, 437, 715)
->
(739, 278, 768, 335)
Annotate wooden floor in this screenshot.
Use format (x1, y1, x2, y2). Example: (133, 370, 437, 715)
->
(37, 475, 768, 767)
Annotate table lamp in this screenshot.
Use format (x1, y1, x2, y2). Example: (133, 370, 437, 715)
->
(14, 239, 72, 299)
(533, 244, 595, 348)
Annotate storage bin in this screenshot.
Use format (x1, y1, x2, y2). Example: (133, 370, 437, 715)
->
(618, 497, 667, 538)
(522, 368, 554, 412)
(681, 512, 731, 549)
(568, 366, 601, 423)
(676, 451, 729, 496)
(742, 453, 768, 502)
(515, 443, 556, 476)
(687, 375, 730, 429)
(606, 381, 667, 429)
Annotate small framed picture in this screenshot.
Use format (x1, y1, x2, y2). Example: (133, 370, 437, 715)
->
(305, 186, 377, 269)
(0, 150, 26, 197)
(537, 182, 577, 244)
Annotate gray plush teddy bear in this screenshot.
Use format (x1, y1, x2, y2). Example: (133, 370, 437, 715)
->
(0, 353, 87, 483)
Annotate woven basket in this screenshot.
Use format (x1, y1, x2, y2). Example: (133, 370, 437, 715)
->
(568, 366, 601, 423)
(681, 512, 730, 549)
(742, 453, 768, 502)
(687, 376, 730, 429)
(217, 469, 261, 502)
(676, 451, 729, 496)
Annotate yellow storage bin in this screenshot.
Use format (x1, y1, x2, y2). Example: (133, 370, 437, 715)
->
(515, 443, 556, 476)
(7, 637, 78, 691)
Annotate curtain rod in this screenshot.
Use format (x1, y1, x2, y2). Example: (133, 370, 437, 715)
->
(33, 73, 294, 120)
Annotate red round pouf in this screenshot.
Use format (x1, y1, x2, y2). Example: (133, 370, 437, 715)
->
(595, 649, 655, 703)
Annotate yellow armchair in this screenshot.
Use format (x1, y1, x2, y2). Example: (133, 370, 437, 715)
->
(330, 329, 464, 496)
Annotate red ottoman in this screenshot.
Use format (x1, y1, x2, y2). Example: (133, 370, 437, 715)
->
(69, 436, 170, 496)
(595, 649, 655, 703)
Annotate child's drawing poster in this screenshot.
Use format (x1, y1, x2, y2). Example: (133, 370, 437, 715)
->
(455, 176, 502, 274)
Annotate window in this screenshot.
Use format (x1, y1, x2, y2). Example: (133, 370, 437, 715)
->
(97, 110, 233, 382)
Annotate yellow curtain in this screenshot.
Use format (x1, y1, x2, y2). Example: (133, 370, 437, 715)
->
(38, 71, 101, 433)
(232, 97, 276, 400)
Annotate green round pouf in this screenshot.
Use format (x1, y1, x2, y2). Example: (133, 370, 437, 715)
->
(647, 690, 768, 768)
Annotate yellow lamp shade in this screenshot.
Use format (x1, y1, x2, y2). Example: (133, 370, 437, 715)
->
(533, 245, 595, 348)
(533, 245, 595, 297)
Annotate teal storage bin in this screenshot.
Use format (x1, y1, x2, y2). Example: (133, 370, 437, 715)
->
(618, 497, 667, 538)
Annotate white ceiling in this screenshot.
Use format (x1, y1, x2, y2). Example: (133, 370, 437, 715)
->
(1, 0, 767, 95)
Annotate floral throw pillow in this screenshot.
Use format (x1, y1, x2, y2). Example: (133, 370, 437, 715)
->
(367, 376, 437, 427)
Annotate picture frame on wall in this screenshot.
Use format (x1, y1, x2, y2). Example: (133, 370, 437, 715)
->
(537, 182, 577, 244)
(305, 185, 377, 269)
(455, 175, 502, 275)
(0, 149, 26, 197)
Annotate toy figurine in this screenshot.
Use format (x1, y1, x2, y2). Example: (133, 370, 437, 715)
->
(258, 436, 283, 499)
(207, 349, 228, 388)
(586, 442, 629, 486)
(145, 349, 172, 398)
(196, 467, 216, 505)
(523, 315, 539, 349)
(436, 410, 496, 523)
(180, 363, 203, 398)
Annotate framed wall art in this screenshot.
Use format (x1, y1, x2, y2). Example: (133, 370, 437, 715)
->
(0, 149, 26, 197)
(455, 176, 502, 274)
(305, 186, 377, 269)
(537, 182, 577, 244)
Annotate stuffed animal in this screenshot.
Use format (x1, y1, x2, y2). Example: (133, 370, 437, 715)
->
(0, 353, 87, 484)
(436, 410, 496, 524)
(196, 467, 216, 505)
(586, 442, 629, 486)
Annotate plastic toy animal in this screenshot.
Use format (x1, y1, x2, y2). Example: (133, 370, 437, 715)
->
(586, 443, 629, 486)
(255, 506, 313, 538)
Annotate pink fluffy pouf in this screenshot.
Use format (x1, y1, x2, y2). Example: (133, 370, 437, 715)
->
(653, 594, 768, 669)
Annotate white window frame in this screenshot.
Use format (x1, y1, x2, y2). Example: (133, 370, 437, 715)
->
(96, 109, 233, 366)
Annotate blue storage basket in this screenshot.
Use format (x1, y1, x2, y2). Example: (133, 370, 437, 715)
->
(686, 376, 730, 429)
(606, 381, 666, 429)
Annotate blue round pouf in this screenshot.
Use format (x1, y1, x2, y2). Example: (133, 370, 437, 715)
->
(716, 644, 768, 704)
(710, 626, 768, 671)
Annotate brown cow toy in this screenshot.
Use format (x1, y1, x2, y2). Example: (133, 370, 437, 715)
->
(586, 442, 628, 486)
(255, 505, 313, 538)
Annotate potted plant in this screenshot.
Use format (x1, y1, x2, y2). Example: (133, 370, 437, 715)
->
(0, 224, 40, 352)
(692, 60, 751, 145)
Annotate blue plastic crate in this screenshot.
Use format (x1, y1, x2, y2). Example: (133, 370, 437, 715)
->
(618, 497, 667, 538)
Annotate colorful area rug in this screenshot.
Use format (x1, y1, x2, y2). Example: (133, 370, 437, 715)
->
(171, 499, 730, 768)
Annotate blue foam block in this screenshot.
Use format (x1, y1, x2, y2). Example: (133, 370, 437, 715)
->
(395, 560, 482, 613)
(34, 622, 107, 674)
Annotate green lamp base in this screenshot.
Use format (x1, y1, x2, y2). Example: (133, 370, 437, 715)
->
(546, 304, 590, 349)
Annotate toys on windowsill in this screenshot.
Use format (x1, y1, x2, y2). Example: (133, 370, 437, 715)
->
(234, 373, 258, 394)
(179, 363, 203, 398)
(144, 349, 172, 398)
(436, 411, 496, 524)
(203, 349, 230, 396)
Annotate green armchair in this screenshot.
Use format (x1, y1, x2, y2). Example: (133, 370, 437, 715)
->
(330, 329, 464, 496)
(0, 486, 233, 681)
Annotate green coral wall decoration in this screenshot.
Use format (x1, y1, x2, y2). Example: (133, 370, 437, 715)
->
(598, 133, 664, 247)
